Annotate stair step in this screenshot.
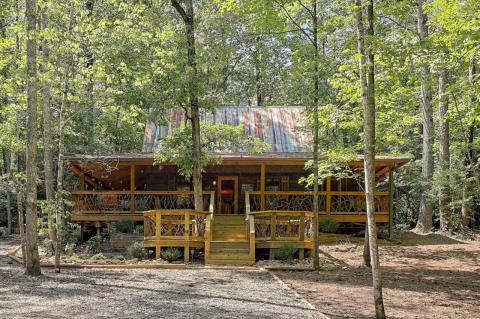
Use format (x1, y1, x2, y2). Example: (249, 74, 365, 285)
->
(206, 259, 255, 265)
(209, 254, 251, 260)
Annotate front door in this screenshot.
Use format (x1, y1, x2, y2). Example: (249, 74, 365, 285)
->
(217, 176, 238, 214)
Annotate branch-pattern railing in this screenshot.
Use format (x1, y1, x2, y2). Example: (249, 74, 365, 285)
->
(71, 190, 214, 214)
(247, 191, 389, 215)
(248, 211, 314, 241)
(143, 210, 209, 240)
(143, 192, 215, 261)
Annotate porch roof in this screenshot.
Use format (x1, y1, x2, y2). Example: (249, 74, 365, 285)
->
(65, 152, 412, 166)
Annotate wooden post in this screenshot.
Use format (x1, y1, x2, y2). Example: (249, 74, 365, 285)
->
(95, 221, 101, 237)
(260, 163, 266, 210)
(184, 211, 190, 263)
(80, 224, 84, 243)
(299, 212, 305, 241)
(388, 168, 394, 238)
(205, 214, 211, 262)
(155, 212, 161, 259)
(326, 176, 332, 215)
(80, 173, 85, 191)
(299, 212, 305, 261)
(271, 212, 277, 240)
(249, 216, 255, 261)
(130, 164, 135, 213)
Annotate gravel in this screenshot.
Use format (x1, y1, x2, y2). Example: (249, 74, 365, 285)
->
(0, 238, 323, 319)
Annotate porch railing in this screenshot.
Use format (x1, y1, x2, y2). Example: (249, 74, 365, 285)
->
(246, 190, 389, 215)
(71, 190, 214, 215)
(143, 191, 215, 262)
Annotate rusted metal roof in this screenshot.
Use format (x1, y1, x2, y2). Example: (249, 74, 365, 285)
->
(65, 152, 412, 166)
(142, 106, 312, 153)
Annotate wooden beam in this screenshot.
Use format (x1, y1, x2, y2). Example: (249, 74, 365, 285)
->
(70, 165, 102, 190)
(375, 165, 391, 178)
(260, 163, 266, 210)
(130, 164, 135, 213)
(326, 176, 332, 216)
(388, 168, 394, 238)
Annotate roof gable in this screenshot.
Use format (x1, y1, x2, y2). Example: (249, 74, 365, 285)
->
(142, 106, 312, 153)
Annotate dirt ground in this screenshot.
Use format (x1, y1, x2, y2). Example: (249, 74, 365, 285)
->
(0, 237, 323, 319)
(275, 231, 480, 319)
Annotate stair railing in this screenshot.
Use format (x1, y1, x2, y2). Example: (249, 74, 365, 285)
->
(204, 191, 215, 262)
(245, 191, 255, 261)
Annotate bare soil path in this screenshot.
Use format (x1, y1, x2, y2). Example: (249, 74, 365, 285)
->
(0, 238, 323, 319)
(275, 232, 480, 319)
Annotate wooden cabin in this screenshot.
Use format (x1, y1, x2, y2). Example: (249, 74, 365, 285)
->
(66, 107, 409, 264)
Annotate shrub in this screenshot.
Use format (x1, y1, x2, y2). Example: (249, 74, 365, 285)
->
(114, 218, 135, 233)
(62, 223, 80, 247)
(319, 218, 340, 233)
(134, 225, 144, 234)
(161, 248, 182, 262)
(86, 236, 101, 254)
(128, 241, 144, 260)
(275, 244, 297, 261)
(106, 222, 118, 236)
(42, 238, 55, 256)
(64, 242, 76, 256)
(90, 253, 106, 261)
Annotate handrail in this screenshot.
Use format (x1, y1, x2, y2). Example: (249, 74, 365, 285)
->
(71, 190, 215, 195)
(248, 190, 389, 196)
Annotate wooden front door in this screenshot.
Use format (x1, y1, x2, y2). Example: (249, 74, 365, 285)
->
(217, 176, 238, 214)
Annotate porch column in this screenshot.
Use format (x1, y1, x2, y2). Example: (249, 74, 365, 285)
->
(260, 163, 266, 210)
(388, 168, 394, 238)
(80, 172, 85, 191)
(326, 176, 332, 215)
(130, 164, 135, 213)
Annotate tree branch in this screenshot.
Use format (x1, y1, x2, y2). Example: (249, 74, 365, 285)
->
(274, 0, 315, 46)
(171, 0, 189, 23)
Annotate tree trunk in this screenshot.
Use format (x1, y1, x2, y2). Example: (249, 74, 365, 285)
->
(54, 75, 69, 273)
(41, 8, 56, 241)
(25, 0, 41, 276)
(2, 150, 12, 235)
(356, 0, 386, 317)
(311, 0, 320, 271)
(438, 69, 451, 231)
(85, 0, 95, 152)
(416, 0, 433, 233)
(172, 0, 203, 211)
(462, 62, 477, 228)
(363, 226, 371, 267)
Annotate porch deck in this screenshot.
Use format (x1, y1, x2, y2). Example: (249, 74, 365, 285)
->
(69, 187, 391, 264)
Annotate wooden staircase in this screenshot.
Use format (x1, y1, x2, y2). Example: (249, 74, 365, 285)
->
(207, 215, 254, 265)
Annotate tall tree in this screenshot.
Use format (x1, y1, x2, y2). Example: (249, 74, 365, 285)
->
(355, 0, 386, 317)
(40, 6, 56, 241)
(171, 0, 203, 211)
(311, 0, 320, 271)
(438, 69, 451, 231)
(416, 0, 434, 233)
(24, 0, 41, 276)
(461, 61, 477, 228)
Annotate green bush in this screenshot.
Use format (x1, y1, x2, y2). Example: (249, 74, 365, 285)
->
(42, 238, 55, 256)
(106, 222, 119, 236)
(161, 248, 182, 262)
(86, 236, 101, 254)
(64, 242, 76, 256)
(114, 219, 135, 233)
(90, 253, 106, 261)
(128, 241, 144, 260)
(319, 218, 340, 233)
(275, 244, 297, 261)
(134, 225, 144, 234)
